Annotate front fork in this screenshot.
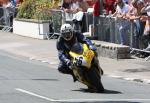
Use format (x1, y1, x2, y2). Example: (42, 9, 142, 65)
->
(93, 56, 103, 76)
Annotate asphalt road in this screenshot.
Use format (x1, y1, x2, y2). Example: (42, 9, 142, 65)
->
(0, 51, 150, 103)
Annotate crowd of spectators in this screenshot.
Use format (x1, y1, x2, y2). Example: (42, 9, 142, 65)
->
(60, 0, 89, 32)
(60, 0, 150, 51)
(113, 0, 150, 50)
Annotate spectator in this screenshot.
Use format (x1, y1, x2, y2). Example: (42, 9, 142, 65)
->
(71, 0, 79, 12)
(113, 0, 131, 45)
(128, 0, 147, 49)
(92, 0, 100, 39)
(61, 0, 81, 19)
(70, 0, 89, 13)
(140, 4, 150, 51)
(126, 0, 142, 48)
(141, 3, 150, 35)
(61, 0, 88, 32)
(61, 0, 74, 25)
(61, 0, 72, 13)
(103, 0, 116, 14)
(70, 0, 84, 32)
(74, 0, 89, 32)
(77, 0, 89, 12)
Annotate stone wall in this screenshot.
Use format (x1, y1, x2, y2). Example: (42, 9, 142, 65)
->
(92, 40, 131, 59)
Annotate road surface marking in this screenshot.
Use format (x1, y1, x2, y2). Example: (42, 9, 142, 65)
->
(15, 88, 150, 102)
(54, 99, 150, 102)
(15, 88, 55, 101)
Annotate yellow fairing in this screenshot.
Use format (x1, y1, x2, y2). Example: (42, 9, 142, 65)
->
(69, 44, 94, 69)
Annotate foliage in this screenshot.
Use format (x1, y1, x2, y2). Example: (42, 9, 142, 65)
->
(16, 0, 60, 20)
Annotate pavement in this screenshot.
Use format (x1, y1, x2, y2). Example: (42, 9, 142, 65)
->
(0, 31, 150, 84)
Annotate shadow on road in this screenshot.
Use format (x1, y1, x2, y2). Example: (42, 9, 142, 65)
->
(72, 88, 122, 94)
(31, 78, 59, 81)
(103, 89, 122, 94)
(124, 68, 150, 73)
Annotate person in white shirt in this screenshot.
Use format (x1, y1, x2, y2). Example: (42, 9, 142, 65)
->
(113, 0, 131, 45)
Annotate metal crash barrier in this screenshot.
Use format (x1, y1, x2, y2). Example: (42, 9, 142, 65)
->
(0, 7, 13, 32)
(47, 9, 63, 39)
(49, 9, 94, 37)
(41, 9, 150, 60)
(97, 15, 150, 60)
(45, 9, 71, 39)
(97, 15, 133, 46)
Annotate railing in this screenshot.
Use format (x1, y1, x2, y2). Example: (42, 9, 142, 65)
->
(49, 10, 139, 48)
(97, 15, 150, 60)
(49, 9, 95, 33)
(0, 7, 14, 32)
(50, 10, 150, 60)
(97, 15, 134, 47)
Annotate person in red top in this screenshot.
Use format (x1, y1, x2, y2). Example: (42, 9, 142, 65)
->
(92, 0, 100, 39)
(103, 0, 116, 14)
(93, 0, 100, 17)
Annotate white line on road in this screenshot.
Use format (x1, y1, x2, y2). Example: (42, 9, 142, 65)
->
(15, 88, 55, 101)
(15, 88, 150, 102)
(54, 99, 150, 102)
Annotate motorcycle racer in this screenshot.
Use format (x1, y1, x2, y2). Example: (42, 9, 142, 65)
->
(56, 24, 102, 82)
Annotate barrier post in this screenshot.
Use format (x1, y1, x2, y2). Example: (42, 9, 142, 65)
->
(130, 21, 134, 48)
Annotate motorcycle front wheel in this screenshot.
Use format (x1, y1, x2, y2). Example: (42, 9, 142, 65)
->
(85, 66, 104, 93)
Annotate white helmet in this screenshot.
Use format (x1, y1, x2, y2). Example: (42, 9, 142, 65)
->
(60, 24, 73, 41)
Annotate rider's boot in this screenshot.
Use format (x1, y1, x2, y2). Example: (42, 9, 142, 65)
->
(67, 68, 77, 82)
(58, 65, 77, 82)
(70, 70, 77, 82)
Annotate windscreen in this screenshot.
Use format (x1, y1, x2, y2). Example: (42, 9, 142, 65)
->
(70, 42, 83, 54)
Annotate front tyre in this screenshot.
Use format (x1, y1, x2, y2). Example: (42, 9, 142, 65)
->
(85, 67, 104, 93)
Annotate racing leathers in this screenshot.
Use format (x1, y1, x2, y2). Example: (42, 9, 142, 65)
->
(56, 31, 97, 81)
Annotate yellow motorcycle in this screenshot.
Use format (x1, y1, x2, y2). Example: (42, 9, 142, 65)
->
(69, 42, 104, 92)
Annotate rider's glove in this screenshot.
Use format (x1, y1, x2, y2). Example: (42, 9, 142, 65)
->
(65, 59, 72, 69)
(89, 45, 97, 51)
(89, 45, 98, 57)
